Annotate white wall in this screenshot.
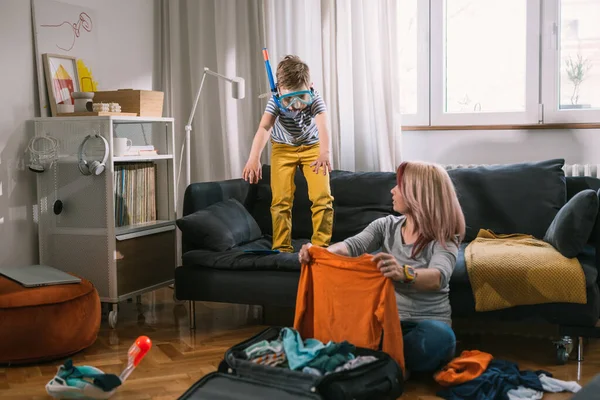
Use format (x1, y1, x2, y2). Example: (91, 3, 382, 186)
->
(53, 0, 160, 91)
(402, 128, 600, 166)
(0, 0, 158, 267)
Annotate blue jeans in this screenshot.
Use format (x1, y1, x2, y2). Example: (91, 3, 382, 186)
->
(402, 320, 456, 373)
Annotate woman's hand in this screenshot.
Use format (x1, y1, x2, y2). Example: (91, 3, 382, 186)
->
(299, 243, 313, 264)
(372, 253, 405, 281)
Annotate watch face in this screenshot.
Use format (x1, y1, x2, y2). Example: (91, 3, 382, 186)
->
(404, 265, 416, 280)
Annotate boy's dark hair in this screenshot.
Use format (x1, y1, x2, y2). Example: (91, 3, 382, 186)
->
(276, 55, 310, 90)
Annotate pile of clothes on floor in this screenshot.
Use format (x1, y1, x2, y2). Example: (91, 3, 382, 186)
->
(236, 327, 378, 376)
(434, 350, 582, 399)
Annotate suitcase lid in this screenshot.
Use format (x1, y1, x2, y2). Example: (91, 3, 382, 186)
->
(178, 372, 322, 400)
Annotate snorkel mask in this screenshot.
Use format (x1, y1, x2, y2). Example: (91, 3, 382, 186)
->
(262, 48, 314, 118)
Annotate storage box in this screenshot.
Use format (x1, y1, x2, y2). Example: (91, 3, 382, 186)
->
(93, 89, 164, 117)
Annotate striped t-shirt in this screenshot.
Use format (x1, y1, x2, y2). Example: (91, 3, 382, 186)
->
(265, 92, 327, 146)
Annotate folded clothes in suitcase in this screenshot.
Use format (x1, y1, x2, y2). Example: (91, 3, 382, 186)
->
(178, 327, 404, 400)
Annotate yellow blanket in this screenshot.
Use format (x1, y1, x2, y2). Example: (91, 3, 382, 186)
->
(465, 229, 587, 312)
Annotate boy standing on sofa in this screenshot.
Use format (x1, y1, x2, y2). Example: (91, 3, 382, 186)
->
(242, 55, 334, 253)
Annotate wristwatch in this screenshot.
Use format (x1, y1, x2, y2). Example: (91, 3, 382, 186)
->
(403, 265, 417, 285)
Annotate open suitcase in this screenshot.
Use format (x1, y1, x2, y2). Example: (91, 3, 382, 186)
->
(178, 327, 404, 400)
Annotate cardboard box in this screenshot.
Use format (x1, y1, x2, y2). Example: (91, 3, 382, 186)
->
(93, 89, 164, 117)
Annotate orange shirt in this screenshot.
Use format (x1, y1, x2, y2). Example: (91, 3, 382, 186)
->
(434, 350, 494, 386)
(293, 246, 405, 373)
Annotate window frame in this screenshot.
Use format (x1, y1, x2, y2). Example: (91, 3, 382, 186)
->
(400, 0, 600, 128)
(428, 0, 541, 126)
(541, 0, 600, 124)
(399, 0, 430, 127)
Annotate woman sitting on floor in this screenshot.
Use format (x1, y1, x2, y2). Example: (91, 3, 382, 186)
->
(299, 160, 466, 376)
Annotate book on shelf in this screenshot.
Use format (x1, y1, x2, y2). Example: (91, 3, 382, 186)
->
(114, 162, 157, 227)
(121, 145, 158, 157)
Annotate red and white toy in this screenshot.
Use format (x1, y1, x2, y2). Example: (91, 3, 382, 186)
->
(46, 336, 152, 399)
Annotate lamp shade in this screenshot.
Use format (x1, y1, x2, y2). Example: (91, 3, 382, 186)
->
(231, 77, 245, 99)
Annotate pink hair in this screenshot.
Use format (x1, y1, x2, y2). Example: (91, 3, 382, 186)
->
(396, 161, 466, 258)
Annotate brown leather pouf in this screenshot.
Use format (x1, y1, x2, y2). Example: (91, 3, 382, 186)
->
(0, 275, 101, 365)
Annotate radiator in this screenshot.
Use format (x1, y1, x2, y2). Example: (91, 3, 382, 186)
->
(443, 164, 600, 179)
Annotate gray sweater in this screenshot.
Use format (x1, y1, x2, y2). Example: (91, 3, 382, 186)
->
(343, 215, 458, 325)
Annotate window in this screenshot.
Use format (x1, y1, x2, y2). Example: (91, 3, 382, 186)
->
(398, 0, 429, 126)
(430, 0, 540, 125)
(398, 0, 418, 116)
(444, 0, 526, 114)
(542, 0, 600, 123)
(399, 0, 600, 127)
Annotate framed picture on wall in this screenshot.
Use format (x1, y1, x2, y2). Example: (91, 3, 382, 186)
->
(42, 53, 80, 116)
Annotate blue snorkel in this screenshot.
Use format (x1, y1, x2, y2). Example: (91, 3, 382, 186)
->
(262, 48, 277, 96)
(262, 48, 285, 112)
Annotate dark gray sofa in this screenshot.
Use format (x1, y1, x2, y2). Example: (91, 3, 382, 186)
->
(175, 159, 600, 364)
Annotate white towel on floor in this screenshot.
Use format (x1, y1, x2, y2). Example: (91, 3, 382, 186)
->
(539, 373, 582, 393)
(507, 386, 543, 400)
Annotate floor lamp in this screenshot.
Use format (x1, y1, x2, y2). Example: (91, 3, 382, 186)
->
(182, 67, 245, 330)
(184, 67, 245, 189)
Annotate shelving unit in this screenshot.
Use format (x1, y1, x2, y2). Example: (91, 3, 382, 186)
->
(113, 154, 174, 162)
(32, 116, 177, 328)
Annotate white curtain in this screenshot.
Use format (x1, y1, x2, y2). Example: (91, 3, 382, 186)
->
(160, 0, 266, 212)
(261, 0, 402, 172)
(160, 0, 403, 206)
(320, 0, 403, 172)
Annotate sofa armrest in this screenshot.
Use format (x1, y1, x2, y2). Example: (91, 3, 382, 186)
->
(183, 178, 253, 216)
(181, 178, 255, 253)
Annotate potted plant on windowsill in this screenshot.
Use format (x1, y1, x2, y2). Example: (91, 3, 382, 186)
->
(561, 54, 593, 110)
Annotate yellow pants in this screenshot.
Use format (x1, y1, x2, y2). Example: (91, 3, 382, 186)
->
(270, 141, 334, 252)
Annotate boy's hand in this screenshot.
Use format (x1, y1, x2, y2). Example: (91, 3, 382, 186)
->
(310, 153, 332, 175)
(243, 158, 262, 184)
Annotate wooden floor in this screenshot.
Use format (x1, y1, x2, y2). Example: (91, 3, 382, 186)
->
(1, 288, 598, 399)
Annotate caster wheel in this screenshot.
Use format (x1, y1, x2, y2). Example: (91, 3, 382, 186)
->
(554, 336, 573, 365)
(556, 346, 569, 365)
(109, 310, 118, 329)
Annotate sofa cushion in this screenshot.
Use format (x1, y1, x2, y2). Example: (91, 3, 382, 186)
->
(251, 165, 397, 242)
(566, 176, 600, 201)
(544, 189, 599, 258)
(252, 165, 313, 239)
(182, 237, 308, 271)
(176, 198, 262, 252)
(447, 159, 566, 242)
(330, 170, 397, 242)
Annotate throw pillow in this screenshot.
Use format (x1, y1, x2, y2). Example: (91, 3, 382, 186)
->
(544, 189, 599, 258)
(447, 159, 566, 242)
(176, 198, 262, 252)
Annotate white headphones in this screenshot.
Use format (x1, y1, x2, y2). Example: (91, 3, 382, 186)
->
(78, 133, 109, 176)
